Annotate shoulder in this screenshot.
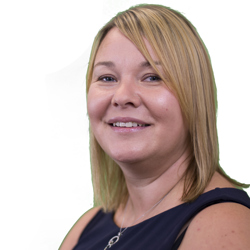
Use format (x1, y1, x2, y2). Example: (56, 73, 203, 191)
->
(179, 202, 250, 249)
(59, 206, 101, 250)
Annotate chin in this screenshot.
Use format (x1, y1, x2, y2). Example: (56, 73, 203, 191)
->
(108, 150, 148, 165)
(112, 154, 139, 164)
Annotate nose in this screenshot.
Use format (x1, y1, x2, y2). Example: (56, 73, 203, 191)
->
(111, 77, 141, 108)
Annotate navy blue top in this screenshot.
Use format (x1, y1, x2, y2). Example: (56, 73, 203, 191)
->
(73, 188, 250, 250)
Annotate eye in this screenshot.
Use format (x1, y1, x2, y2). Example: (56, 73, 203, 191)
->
(143, 75, 161, 82)
(98, 76, 116, 82)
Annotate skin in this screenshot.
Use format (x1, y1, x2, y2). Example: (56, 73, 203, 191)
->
(88, 28, 190, 178)
(88, 28, 191, 217)
(59, 28, 250, 250)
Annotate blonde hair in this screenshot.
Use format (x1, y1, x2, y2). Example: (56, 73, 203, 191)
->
(86, 4, 249, 211)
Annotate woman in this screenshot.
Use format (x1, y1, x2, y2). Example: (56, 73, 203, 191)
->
(60, 4, 250, 250)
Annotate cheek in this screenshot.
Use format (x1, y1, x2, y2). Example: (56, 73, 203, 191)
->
(153, 91, 186, 133)
(87, 87, 111, 124)
(87, 91, 100, 124)
(148, 91, 180, 120)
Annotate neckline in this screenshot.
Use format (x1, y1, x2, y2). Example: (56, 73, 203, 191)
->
(111, 187, 247, 230)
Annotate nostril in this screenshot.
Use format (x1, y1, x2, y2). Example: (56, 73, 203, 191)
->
(112, 101, 137, 107)
(112, 100, 137, 108)
(111, 87, 141, 108)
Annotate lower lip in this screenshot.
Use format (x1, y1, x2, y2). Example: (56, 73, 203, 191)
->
(110, 125, 149, 133)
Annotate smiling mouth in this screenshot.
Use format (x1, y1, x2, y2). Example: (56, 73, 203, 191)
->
(111, 122, 150, 128)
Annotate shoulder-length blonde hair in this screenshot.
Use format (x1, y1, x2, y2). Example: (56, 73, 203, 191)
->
(86, 4, 249, 211)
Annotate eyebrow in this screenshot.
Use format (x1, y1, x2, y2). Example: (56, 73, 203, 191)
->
(93, 60, 161, 69)
(94, 61, 115, 68)
(139, 61, 161, 67)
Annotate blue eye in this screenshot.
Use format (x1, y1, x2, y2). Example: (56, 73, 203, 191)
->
(144, 75, 161, 82)
(99, 76, 116, 82)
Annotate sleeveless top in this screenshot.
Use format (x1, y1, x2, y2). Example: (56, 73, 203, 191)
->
(73, 188, 250, 250)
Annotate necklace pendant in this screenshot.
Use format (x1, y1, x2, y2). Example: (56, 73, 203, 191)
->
(104, 232, 121, 249)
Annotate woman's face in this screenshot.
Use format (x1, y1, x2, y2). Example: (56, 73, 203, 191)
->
(87, 28, 189, 167)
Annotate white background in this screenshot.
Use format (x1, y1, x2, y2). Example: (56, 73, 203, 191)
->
(0, 0, 249, 249)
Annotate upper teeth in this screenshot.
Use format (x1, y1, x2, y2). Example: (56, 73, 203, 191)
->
(113, 122, 146, 127)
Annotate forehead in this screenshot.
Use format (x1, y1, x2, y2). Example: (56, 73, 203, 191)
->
(95, 27, 158, 63)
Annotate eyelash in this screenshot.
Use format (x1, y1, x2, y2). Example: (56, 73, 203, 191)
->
(98, 76, 116, 82)
(97, 75, 161, 82)
(143, 75, 161, 82)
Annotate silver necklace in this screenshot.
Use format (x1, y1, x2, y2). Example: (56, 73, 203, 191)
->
(104, 181, 180, 249)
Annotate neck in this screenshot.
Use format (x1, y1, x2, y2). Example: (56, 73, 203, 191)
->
(114, 151, 190, 227)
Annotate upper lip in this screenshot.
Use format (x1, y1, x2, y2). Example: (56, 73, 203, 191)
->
(107, 117, 150, 125)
